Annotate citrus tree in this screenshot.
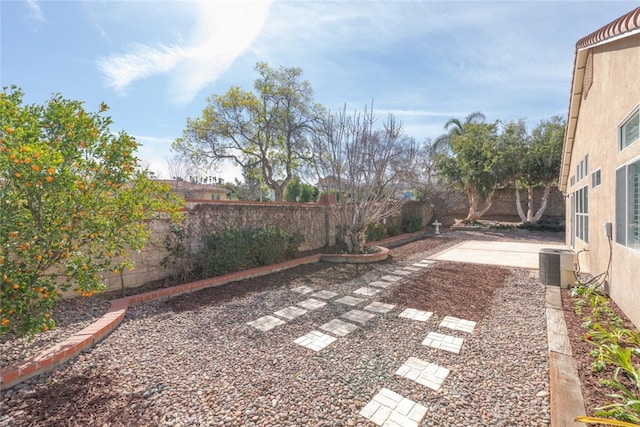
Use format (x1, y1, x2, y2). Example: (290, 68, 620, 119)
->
(0, 86, 184, 336)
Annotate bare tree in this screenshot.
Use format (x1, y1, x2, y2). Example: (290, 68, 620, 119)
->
(313, 105, 417, 252)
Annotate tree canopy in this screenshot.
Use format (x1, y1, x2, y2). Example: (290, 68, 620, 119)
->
(436, 118, 502, 222)
(313, 105, 417, 252)
(172, 63, 324, 202)
(0, 87, 184, 336)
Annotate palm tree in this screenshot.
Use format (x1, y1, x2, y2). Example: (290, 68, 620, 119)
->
(433, 111, 486, 153)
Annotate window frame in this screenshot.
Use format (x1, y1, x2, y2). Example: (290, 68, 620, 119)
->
(575, 185, 589, 243)
(616, 156, 640, 251)
(591, 168, 601, 188)
(619, 106, 640, 151)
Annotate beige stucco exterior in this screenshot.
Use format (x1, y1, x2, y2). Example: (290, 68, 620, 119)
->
(561, 29, 640, 328)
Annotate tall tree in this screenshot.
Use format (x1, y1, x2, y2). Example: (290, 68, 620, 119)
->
(172, 63, 323, 201)
(0, 87, 184, 336)
(313, 105, 417, 252)
(514, 116, 565, 223)
(436, 121, 501, 222)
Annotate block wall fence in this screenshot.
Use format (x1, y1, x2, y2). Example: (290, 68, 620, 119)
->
(84, 200, 433, 296)
(79, 188, 563, 296)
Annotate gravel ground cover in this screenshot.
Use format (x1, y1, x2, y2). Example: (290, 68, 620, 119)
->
(1, 230, 560, 426)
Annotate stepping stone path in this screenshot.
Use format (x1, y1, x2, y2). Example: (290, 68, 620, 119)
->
(294, 330, 336, 351)
(335, 295, 365, 306)
(311, 290, 339, 300)
(364, 301, 395, 314)
(320, 319, 359, 336)
(341, 309, 376, 325)
(353, 287, 381, 296)
(422, 331, 464, 354)
(395, 356, 450, 391)
(273, 306, 307, 320)
(440, 315, 477, 333)
(245, 257, 478, 425)
(296, 298, 326, 310)
(291, 285, 315, 294)
(359, 387, 428, 427)
(398, 308, 432, 322)
(246, 315, 286, 331)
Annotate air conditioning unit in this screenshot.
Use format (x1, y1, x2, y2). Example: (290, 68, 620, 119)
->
(539, 248, 576, 288)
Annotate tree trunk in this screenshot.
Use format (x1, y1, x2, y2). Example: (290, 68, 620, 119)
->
(532, 183, 552, 223)
(343, 228, 367, 253)
(526, 187, 534, 222)
(466, 185, 497, 222)
(514, 181, 526, 223)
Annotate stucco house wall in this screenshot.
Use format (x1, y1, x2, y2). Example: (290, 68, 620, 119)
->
(560, 8, 640, 328)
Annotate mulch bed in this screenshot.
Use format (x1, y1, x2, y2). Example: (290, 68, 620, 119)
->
(561, 286, 639, 418)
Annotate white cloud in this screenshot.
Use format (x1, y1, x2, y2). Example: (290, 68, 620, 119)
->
(25, 0, 46, 23)
(98, 0, 273, 104)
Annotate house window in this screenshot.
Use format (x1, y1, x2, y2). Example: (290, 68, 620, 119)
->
(616, 159, 640, 249)
(575, 185, 589, 243)
(591, 169, 601, 188)
(620, 108, 639, 150)
(576, 154, 589, 181)
(211, 194, 220, 201)
(570, 175, 575, 186)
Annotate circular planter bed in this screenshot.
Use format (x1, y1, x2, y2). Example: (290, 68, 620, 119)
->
(320, 246, 389, 264)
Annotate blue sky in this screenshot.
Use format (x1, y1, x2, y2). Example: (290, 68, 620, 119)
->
(1, 0, 637, 181)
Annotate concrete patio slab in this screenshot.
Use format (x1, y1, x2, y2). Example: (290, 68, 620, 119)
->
(430, 240, 567, 269)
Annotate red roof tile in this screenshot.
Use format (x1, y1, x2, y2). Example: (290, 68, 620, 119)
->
(576, 7, 640, 49)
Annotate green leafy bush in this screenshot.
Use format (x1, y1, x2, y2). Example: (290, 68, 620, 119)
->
(571, 282, 640, 423)
(366, 223, 386, 242)
(403, 216, 423, 233)
(194, 227, 302, 277)
(518, 219, 565, 232)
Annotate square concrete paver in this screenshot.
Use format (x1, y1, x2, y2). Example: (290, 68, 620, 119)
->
(359, 387, 427, 427)
(396, 357, 450, 391)
(341, 309, 376, 324)
(274, 306, 307, 320)
(398, 308, 433, 322)
(247, 315, 286, 331)
(291, 285, 315, 294)
(402, 266, 422, 272)
(369, 280, 393, 289)
(311, 290, 339, 300)
(354, 287, 381, 296)
(335, 295, 365, 306)
(320, 319, 359, 336)
(440, 316, 476, 333)
(380, 275, 401, 282)
(413, 260, 435, 268)
(364, 302, 396, 314)
(294, 330, 336, 351)
(297, 298, 327, 310)
(422, 332, 464, 354)
(391, 269, 412, 276)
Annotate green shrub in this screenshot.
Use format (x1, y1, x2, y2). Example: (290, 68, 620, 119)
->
(194, 227, 302, 277)
(403, 216, 423, 233)
(518, 219, 565, 232)
(385, 222, 402, 237)
(366, 223, 386, 242)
